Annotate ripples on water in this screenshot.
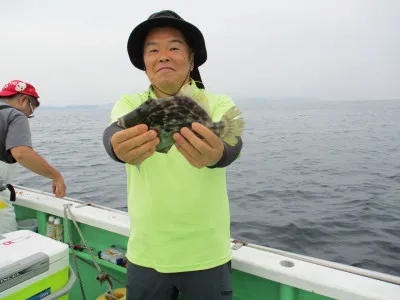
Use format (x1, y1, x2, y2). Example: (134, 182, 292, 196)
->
(14, 99, 400, 277)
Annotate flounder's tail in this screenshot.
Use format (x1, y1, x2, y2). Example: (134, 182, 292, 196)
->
(220, 106, 245, 146)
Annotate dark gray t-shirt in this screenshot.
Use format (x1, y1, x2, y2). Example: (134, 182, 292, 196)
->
(0, 100, 32, 164)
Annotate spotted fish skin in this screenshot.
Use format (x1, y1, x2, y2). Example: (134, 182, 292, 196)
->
(117, 95, 243, 154)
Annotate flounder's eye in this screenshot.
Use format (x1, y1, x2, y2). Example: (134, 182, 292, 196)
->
(138, 107, 149, 116)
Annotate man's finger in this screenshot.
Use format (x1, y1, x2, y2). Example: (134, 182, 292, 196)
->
(179, 127, 211, 155)
(115, 130, 158, 154)
(112, 124, 149, 143)
(191, 122, 221, 147)
(174, 132, 202, 158)
(175, 143, 200, 168)
(124, 137, 159, 162)
(128, 146, 157, 165)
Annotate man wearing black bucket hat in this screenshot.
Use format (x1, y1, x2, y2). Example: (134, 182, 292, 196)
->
(103, 10, 243, 300)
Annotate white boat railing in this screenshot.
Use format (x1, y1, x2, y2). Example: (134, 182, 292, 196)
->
(244, 242, 400, 286)
(15, 186, 400, 300)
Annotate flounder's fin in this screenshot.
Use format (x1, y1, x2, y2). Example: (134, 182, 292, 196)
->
(220, 106, 245, 146)
(177, 83, 195, 98)
(178, 84, 211, 116)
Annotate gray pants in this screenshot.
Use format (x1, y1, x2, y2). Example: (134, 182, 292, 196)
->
(126, 260, 232, 300)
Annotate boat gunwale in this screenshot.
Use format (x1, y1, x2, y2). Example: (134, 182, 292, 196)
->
(12, 185, 400, 300)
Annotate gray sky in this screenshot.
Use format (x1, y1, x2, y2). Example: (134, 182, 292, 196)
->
(1, 0, 399, 106)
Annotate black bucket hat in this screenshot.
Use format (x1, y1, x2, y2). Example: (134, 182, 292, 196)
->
(127, 10, 207, 88)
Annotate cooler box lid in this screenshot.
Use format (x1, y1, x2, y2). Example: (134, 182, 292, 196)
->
(0, 229, 69, 293)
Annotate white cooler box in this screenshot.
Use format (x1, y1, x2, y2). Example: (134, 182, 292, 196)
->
(0, 229, 75, 300)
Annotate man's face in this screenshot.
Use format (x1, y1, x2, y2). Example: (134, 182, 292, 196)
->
(143, 27, 193, 93)
(17, 94, 37, 118)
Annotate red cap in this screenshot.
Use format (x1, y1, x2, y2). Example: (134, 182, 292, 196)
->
(0, 80, 40, 107)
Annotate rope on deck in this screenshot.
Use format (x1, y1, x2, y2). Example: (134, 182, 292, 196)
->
(64, 204, 87, 300)
(64, 204, 118, 300)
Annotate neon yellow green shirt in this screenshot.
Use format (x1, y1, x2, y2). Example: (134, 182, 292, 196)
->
(110, 81, 237, 273)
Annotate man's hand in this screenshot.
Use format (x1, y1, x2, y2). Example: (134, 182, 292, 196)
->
(111, 124, 159, 165)
(52, 172, 66, 198)
(10, 146, 67, 198)
(173, 122, 224, 169)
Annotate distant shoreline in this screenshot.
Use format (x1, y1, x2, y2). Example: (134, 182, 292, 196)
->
(38, 98, 400, 109)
